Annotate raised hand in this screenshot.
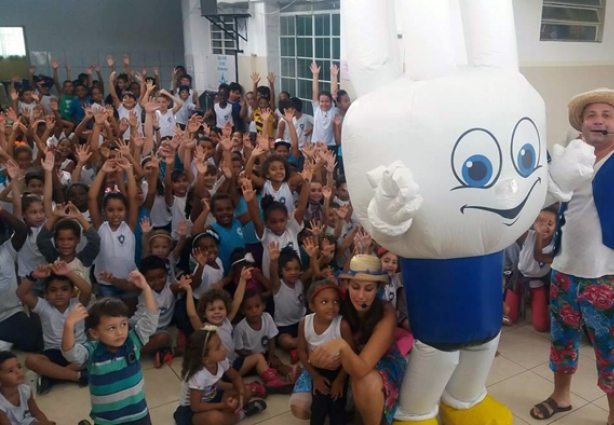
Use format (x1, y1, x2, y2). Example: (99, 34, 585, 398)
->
(49, 97, 58, 111)
(101, 159, 118, 174)
(53, 203, 70, 218)
(260, 108, 271, 123)
(307, 220, 325, 237)
(109, 71, 117, 82)
(115, 138, 131, 157)
(140, 217, 152, 233)
(331, 63, 339, 77)
(93, 64, 101, 73)
(66, 203, 82, 219)
(128, 109, 138, 128)
(122, 54, 130, 66)
(239, 266, 254, 282)
(322, 186, 332, 200)
(32, 264, 52, 280)
(303, 237, 319, 258)
(250, 72, 261, 84)
(41, 150, 55, 172)
(192, 247, 207, 266)
(45, 114, 55, 131)
(243, 133, 254, 150)
(283, 108, 294, 123)
(75, 145, 92, 164)
(51, 261, 72, 276)
(187, 114, 202, 134)
(115, 156, 132, 171)
(106, 55, 114, 68)
(177, 274, 192, 290)
(177, 219, 188, 237)
(128, 270, 148, 290)
(93, 108, 107, 124)
(51, 59, 59, 70)
(310, 62, 321, 75)
(86, 66, 93, 75)
(240, 178, 255, 203)
(269, 241, 281, 262)
(10, 89, 18, 102)
(267, 72, 276, 84)
(66, 303, 89, 327)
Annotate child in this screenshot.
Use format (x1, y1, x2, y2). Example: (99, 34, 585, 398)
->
(208, 193, 248, 274)
(0, 351, 54, 425)
(517, 206, 557, 332)
(269, 243, 308, 361)
(242, 167, 312, 279)
(140, 218, 187, 283)
(62, 270, 159, 425)
(109, 71, 143, 139)
(183, 280, 293, 396)
(17, 262, 92, 395)
(173, 327, 267, 425)
(155, 88, 184, 138)
(294, 280, 353, 424)
(378, 248, 410, 331)
(309, 62, 338, 152)
(163, 155, 189, 240)
(88, 158, 139, 304)
(189, 231, 225, 300)
(214, 85, 234, 130)
(175, 85, 196, 129)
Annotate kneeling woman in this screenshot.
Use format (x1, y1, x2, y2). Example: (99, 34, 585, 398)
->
(294, 254, 407, 425)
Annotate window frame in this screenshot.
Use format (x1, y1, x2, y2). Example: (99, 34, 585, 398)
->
(540, 0, 606, 42)
(210, 16, 238, 55)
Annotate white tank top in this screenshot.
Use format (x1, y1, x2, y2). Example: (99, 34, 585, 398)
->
(214, 103, 234, 129)
(17, 225, 46, 277)
(157, 110, 177, 138)
(262, 180, 295, 216)
(194, 258, 224, 299)
(273, 279, 306, 327)
(304, 313, 342, 352)
(149, 195, 172, 227)
(95, 221, 136, 285)
(171, 195, 187, 240)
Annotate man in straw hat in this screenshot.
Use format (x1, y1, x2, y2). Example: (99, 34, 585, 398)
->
(531, 88, 614, 422)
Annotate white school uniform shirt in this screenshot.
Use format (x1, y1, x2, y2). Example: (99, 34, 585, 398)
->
(303, 313, 342, 352)
(157, 109, 176, 138)
(248, 106, 256, 133)
(214, 102, 234, 129)
(17, 226, 46, 277)
(68, 257, 91, 287)
(552, 151, 614, 279)
(117, 104, 143, 140)
(178, 358, 230, 406)
(94, 221, 136, 285)
(518, 230, 553, 288)
(175, 99, 195, 125)
(0, 384, 37, 425)
(262, 180, 295, 216)
(234, 312, 278, 355)
(215, 318, 236, 362)
(78, 166, 96, 186)
(17, 101, 36, 117)
(381, 273, 403, 309)
(311, 102, 337, 147)
(170, 195, 187, 241)
(133, 281, 175, 330)
(260, 217, 304, 279)
(149, 195, 172, 228)
(273, 279, 306, 327)
(194, 258, 224, 299)
(282, 114, 314, 149)
(32, 298, 86, 350)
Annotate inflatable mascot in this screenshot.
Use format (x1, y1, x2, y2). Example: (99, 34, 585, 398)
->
(341, 1, 547, 424)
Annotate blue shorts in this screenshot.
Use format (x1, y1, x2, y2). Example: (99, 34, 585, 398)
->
(173, 391, 224, 425)
(98, 284, 138, 299)
(43, 349, 70, 367)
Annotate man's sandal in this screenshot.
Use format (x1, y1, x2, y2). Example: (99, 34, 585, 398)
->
(530, 398, 572, 420)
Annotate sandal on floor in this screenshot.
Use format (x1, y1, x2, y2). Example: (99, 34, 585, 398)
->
(530, 398, 572, 420)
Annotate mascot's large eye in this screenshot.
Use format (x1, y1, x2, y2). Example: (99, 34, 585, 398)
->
(451, 129, 502, 189)
(511, 117, 541, 178)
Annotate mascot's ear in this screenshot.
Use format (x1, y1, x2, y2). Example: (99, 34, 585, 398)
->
(367, 165, 387, 189)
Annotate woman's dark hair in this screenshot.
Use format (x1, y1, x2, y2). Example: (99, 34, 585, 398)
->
(197, 289, 232, 323)
(139, 255, 168, 275)
(279, 246, 300, 270)
(261, 194, 287, 222)
(341, 288, 385, 346)
(261, 154, 291, 183)
(102, 192, 128, 209)
(85, 297, 129, 330)
(210, 193, 235, 212)
(0, 351, 16, 367)
(53, 218, 82, 239)
(319, 91, 333, 102)
(44, 274, 73, 292)
(181, 329, 217, 381)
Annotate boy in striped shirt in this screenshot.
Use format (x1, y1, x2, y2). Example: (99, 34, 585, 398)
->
(62, 270, 159, 425)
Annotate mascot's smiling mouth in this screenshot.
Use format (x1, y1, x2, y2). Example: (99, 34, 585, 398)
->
(460, 178, 541, 226)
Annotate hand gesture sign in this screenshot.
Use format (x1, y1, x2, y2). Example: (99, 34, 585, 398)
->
(106, 55, 114, 68)
(140, 217, 152, 234)
(310, 62, 321, 76)
(41, 150, 55, 172)
(250, 72, 260, 85)
(128, 270, 148, 290)
(269, 241, 281, 262)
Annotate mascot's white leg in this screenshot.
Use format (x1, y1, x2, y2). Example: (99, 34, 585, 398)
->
(392, 340, 459, 425)
(439, 333, 513, 425)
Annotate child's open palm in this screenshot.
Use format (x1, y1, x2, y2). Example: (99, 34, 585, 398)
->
(240, 267, 254, 282)
(192, 247, 207, 266)
(240, 178, 255, 203)
(51, 261, 72, 276)
(128, 270, 148, 290)
(140, 217, 152, 234)
(269, 242, 281, 262)
(66, 303, 89, 326)
(32, 264, 52, 281)
(177, 219, 188, 237)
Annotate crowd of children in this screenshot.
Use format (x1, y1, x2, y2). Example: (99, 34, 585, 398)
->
(0, 54, 558, 425)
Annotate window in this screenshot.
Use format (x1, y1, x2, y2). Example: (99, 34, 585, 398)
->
(210, 16, 238, 55)
(0, 27, 27, 81)
(280, 13, 340, 115)
(540, 0, 606, 42)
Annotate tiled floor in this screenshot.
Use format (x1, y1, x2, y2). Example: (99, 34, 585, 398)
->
(23, 315, 609, 425)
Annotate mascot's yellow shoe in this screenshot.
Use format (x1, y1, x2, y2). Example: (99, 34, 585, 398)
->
(440, 395, 513, 425)
(392, 419, 438, 425)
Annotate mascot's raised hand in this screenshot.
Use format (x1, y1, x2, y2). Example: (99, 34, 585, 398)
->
(341, 1, 548, 425)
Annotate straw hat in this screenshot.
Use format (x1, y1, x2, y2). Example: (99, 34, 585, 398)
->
(568, 88, 614, 131)
(338, 254, 389, 283)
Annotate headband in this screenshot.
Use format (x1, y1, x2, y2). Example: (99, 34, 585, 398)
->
(310, 284, 341, 303)
(231, 252, 255, 267)
(192, 230, 220, 248)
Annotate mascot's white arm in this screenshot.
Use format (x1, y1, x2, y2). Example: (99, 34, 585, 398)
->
(546, 139, 596, 205)
(366, 161, 423, 238)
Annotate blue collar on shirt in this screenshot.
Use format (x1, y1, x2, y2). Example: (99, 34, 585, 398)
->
(593, 152, 614, 249)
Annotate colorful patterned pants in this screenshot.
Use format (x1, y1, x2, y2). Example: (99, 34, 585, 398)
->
(550, 270, 614, 393)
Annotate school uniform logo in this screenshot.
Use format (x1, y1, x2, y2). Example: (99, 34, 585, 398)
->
(237, 228, 244, 237)
(118, 234, 126, 246)
(279, 197, 286, 205)
(298, 293, 305, 304)
(261, 336, 268, 348)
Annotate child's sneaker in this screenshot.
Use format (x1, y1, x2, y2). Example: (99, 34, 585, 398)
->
(37, 375, 54, 395)
(245, 381, 267, 399)
(260, 368, 294, 395)
(243, 400, 267, 418)
(290, 349, 299, 364)
(77, 370, 89, 387)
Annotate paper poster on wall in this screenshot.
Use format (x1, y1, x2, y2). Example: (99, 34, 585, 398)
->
(203, 54, 237, 91)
